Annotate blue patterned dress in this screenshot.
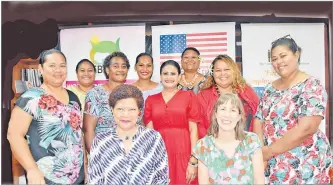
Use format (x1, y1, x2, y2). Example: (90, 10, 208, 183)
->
(15, 87, 84, 184)
(84, 85, 114, 134)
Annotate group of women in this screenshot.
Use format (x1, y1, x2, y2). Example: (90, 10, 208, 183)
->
(7, 35, 332, 185)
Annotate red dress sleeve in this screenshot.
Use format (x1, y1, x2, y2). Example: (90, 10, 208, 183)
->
(143, 96, 153, 125)
(238, 85, 260, 132)
(197, 91, 209, 138)
(187, 91, 201, 123)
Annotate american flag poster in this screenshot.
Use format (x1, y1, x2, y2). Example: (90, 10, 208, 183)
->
(152, 22, 235, 82)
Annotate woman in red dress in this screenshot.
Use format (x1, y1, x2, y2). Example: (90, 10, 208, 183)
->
(198, 55, 259, 138)
(144, 60, 200, 184)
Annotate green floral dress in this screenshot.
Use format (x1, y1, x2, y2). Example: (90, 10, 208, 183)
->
(193, 132, 261, 184)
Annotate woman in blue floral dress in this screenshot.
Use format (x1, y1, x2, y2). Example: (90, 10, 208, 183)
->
(7, 49, 84, 184)
(253, 35, 332, 184)
(83, 51, 130, 152)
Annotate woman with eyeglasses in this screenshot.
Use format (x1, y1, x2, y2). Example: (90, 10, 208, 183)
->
(83, 52, 130, 153)
(253, 35, 332, 184)
(197, 54, 259, 138)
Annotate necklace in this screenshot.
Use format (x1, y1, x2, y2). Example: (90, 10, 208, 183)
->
(215, 83, 235, 96)
(125, 136, 130, 140)
(215, 83, 221, 96)
(182, 73, 199, 87)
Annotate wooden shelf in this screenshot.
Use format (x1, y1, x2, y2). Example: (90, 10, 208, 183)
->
(11, 58, 39, 184)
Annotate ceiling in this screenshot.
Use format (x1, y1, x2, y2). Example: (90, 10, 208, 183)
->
(2, 1, 332, 26)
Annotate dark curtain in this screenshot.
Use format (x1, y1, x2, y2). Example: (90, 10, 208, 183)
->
(1, 19, 59, 183)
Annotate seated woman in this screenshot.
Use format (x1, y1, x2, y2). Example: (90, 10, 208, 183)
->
(132, 53, 163, 101)
(88, 84, 169, 185)
(193, 93, 265, 185)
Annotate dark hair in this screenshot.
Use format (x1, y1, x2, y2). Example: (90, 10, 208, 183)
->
(135, 53, 154, 65)
(109, 84, 144, 110)
(39, 49, 67, 83)
(271, 35, 302, 63)
(160, 60, 181, 75)
(103, 51, 130, 79)
(181, 47, 200, 58)
(75, 59, 96, 73)
(39, 49, 66, 66)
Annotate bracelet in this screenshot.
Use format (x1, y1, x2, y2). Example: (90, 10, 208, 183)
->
(188, 161, 198, 168)
(190, 154, 198, 159)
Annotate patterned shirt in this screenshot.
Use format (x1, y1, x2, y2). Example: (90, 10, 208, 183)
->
(88, 125, 169, 185)
(255, 77, 332, 184)
(193, 132, 261, 184)
(15, 88, 84, 184)
(84, 85, 114, 133)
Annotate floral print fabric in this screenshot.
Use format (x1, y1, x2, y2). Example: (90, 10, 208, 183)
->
(193, 132, 261, 184)
(255, 77, 332, 184)
(84, 85, 114, 134)
(15, 87, 84, 184)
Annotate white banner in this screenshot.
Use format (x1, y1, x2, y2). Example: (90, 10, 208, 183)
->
(151, 22, 236, 82)
(60, 24, 146, 86)
(241, 23, 326, 132)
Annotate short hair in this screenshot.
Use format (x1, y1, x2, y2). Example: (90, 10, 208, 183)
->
(271, 35, 302, 63)
(75, 59, 96, 73)
(108, 84, 144, 110)
(103, 51, 130, 79)
(181, 47, 200, 58)
(39, 49, 66, 66)
(135, 53, 154, 65)
(160, 60, 181, 75)
(207, 93, 246, 140)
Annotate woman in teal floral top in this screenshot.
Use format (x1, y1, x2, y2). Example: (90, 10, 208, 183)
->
(7, 49, 84, 184)
(193, 93, 265, 184)
(83, 51, 130, 153)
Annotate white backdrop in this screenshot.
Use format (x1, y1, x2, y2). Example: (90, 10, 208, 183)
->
(241, 23, 326, 132)
(151, 22, 236, 82)
(59, 24, 146, 86)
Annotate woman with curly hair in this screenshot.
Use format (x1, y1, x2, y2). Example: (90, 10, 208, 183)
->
(83, 51, 130, 153)
(197, 54, 259, 138)
(88, 84, 169, 184)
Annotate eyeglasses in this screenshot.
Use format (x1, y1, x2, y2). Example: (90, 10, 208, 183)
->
(271, 34, 298, 51)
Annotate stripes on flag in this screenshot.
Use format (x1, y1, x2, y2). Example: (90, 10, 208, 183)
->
(159, 32, 228, 65)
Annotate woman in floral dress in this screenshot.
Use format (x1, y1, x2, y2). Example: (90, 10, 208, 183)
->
(253, 35, 332, 184)
(83, 51, 129, 152)
(7, 49, 84, 184)
(193, 93, 265, 184)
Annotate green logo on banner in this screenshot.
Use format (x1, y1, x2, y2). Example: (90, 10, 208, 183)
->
(90, 36, 121, 64)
